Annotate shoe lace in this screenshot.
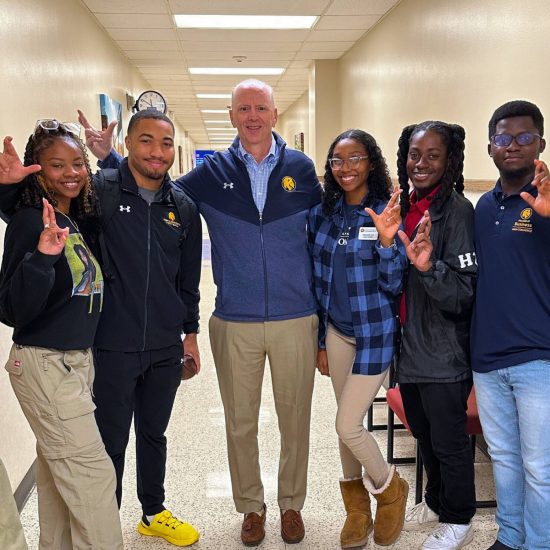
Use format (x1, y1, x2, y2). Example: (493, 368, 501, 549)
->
(430, 523, 456, 541)
(159, 511, 184, 530)
(405, 502, 426, 522)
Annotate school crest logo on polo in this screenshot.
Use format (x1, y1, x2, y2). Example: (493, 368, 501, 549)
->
(512, 208, 533, 233)
(520, 208, 532, 220)
(282, 176, 296, 192)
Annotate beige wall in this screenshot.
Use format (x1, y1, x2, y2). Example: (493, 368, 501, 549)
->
(0, 0, 192, 491)
(276, 92, 310, 156)
(337, 0, 549, 181)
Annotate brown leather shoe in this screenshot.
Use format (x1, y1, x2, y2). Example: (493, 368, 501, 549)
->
(280, 509, 305, 544)
(241, 504, 266, 546)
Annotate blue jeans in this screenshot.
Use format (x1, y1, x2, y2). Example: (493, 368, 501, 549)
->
(473, 361, 550, 550)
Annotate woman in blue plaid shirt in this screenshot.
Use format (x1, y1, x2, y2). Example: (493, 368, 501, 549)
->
(308, 129, 408, 549)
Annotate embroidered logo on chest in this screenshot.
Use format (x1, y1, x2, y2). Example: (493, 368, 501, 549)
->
(512, 207, 533, 233)
(163, 210, 181, 229)
(282, 176, 296, 192)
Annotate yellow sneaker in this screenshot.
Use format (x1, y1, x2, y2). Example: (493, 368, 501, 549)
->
(137, 509, 200, 546)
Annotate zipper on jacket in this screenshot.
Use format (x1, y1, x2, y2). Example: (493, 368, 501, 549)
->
(142, 202, 152, 351)
(259, 210, 269, 320)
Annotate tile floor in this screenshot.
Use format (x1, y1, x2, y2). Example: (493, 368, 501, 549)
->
(20, 256, 498, 549)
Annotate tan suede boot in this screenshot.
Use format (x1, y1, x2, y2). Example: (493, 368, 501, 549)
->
(339, 478, 373, 548)
(364, 466, 408, 546)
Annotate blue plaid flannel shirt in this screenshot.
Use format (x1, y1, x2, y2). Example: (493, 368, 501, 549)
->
(308, 198, 407, 375)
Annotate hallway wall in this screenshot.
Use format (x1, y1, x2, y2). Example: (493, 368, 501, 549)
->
(338, 0, 550, 181)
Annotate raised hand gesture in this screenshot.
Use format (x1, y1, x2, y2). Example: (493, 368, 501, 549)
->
(77, 109, 117, 161)
(398, 210, 433, 272)
(365, 189, 402, 247)
(37, 199, 69, 256)
(520, 159, 550, 218)
(0, 137, 41, 184)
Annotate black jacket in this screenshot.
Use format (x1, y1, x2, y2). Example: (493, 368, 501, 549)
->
(0, 160, 202, 353)
(92, 159, 201, 352)
(397, 191, 476, 383)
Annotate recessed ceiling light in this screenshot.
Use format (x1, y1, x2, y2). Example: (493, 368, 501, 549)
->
(190, 67, 284, 76)
(174, 14, 317, 30)
(201, 109, 229, 113)
(197, 93, 232, 99)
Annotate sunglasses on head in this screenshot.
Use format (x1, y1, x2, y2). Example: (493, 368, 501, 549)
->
(34, 119, 81, 138)
(491, 132, 541, 147)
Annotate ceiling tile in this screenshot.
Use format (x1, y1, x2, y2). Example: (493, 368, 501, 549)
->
(176, 29, 309, 42)
(300, 41, 354, 51)
(326, 0, 399, 16)
(315, 15, 380, 30)
(308, 29, 365, 40)
(116, 40, 180, 51)
(107, 28, 178, 41)
(295, 51, 342, 59)
(95, 13, 174, 29)
(82, 0, 168, 13)
(126, 50, 182, 60)
(180, 41, 301, 52)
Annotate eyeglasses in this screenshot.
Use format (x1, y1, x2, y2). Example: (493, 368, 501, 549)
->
(328, 156, 369, 170)
(491, 132, 541, 147)
(34, 119, 81, 138)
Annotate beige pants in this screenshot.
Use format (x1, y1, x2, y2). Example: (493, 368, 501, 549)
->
(209, 314, 318, 513)
(0, 457, 28, 550)
(326, 325, 390, 487)
(5, 344, 124, 550)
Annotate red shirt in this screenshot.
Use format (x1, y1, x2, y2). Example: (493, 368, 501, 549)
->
(400, 185, 441, 325)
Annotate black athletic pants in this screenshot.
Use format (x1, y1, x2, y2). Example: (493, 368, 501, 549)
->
(400, 378, 476, 524)
(93, 346, 182, 516)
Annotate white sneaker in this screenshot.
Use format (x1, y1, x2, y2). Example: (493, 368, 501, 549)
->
(404, 502, 439, 531)
(421, 523, 474, 550)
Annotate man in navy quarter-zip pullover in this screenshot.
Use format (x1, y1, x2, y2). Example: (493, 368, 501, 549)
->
(93, 79, 322, 546)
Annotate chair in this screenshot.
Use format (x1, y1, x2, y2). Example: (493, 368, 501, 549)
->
(386, 386, 496, 508)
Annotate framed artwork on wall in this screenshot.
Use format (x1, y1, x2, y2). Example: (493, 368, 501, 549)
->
(294, 132, 304, 152)
(99, 94, 124, 156)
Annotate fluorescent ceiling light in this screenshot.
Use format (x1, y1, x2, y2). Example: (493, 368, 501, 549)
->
(201, 109, 229, 113)
(209, 134, 237, 137)
(197, 93, 232, 99)
(206, 127, 237, 131)
(189, 67, 284, 76)
(204, 120, 231, 124)
(175, 14, 317, 30)
(210, 138, 235, 141)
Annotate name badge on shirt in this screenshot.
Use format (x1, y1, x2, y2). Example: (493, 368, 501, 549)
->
(358, 227, 378, 240)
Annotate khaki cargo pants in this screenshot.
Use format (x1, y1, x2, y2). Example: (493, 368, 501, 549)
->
(5, 344, 124, 550)
(0, 457, 28, 550)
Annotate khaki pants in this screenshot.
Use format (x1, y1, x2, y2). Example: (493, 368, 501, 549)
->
(0, 457, 28, 550)
(209, 314, 317, 513)
(326, 325, 390, 487)
(5, 345, 124, 550)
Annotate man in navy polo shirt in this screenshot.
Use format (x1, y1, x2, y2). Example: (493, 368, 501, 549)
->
(472, 100, 550, 550)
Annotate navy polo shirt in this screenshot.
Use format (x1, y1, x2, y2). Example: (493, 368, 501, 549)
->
(471, 180, 550, 373)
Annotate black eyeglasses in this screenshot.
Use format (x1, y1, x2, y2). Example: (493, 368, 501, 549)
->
(491, 132, 541, 147)
(34, 119, 81, 138)
(328, 156, 369, 170)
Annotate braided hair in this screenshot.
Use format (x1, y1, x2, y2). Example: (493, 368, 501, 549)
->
(322, 129, 392, 216)
(17, 126, 100, 225)
(397, 121, 465, 217)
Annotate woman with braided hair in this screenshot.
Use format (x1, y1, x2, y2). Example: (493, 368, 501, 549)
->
(395, 121, 477, 550)
(0, 123, 123, 549)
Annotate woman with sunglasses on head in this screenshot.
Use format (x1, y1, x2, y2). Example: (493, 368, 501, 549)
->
(0, 122, 123, 549)
(395, 121, 476, 550)
(308, 129, 408, 549)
